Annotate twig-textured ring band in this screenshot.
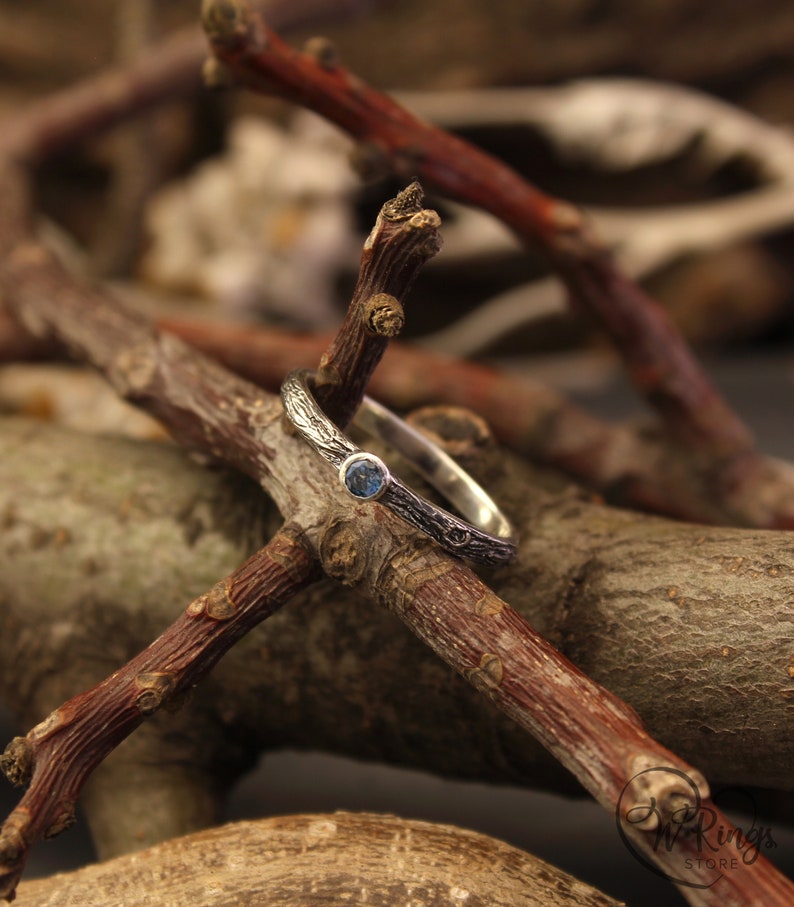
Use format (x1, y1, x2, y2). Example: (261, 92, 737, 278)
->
(280, 368, 518, 565)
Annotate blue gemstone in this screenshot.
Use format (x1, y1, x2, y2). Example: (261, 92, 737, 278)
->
(343, 457, 385, 499)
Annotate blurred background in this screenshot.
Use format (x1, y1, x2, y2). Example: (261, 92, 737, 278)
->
(1, 1, 794, 904)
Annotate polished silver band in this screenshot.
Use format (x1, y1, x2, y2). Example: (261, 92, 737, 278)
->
(280, 368, 517, 565)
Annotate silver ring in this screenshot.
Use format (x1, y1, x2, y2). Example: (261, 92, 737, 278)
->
(280, 368, 517, 565)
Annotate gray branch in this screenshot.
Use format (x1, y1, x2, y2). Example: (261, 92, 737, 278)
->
(1, 415, 791, 860)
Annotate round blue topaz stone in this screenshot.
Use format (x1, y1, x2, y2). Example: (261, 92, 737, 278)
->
(340, 453, 389, 501)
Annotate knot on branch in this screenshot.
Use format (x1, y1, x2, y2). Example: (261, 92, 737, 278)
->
(320, 519, 367, 585)
(201, 0, 252, 49)
(364, 294, 404, 337)
(0, 739, 32, 789)
(186, 579, 236, 621)
(303, 36, 340, 70)
(466, 653, 505, 693)
(621, 756, 710, 832)
(406, 406, 498, 483)
(135, 672, 178, 717)
(42, 802, 76, 840)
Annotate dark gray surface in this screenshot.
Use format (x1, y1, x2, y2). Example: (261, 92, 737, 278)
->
(1, 351, 792, 905)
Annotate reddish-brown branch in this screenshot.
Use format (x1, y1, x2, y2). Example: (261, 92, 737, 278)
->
(3, 304, 793, 528)
(138, 318, 794, 529)
(313, 180, 441, 426)
(343, 529, 794, 905)
(0, 15, 792, 900)
(0, 27, 205, 166)
(202, 0, 762, 488)
(0, 2, 392, 166)
(2, 195, 792, 902)
(0, 0, 784, 529)
(0, 177, 442, 897)
(0, 525, 319, 900)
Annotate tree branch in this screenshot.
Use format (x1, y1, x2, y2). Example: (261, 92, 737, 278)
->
(314, 180, 441, 426)
(2, 416, 791, 799)
(0, 8, 792, 902)
(201, 0, 786, 521)
(4, 310, 794, 528)
(2, 174, 792, 900)
(145, 317, 794, 528)
(0, 526, 319, 898)
(14, 813, 625, 907)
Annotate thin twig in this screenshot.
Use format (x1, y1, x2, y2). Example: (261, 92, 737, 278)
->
(0, 27, 206, 167)
(0, 0, 393, 166)
(201, 1, 759, 472)
(0, 8, 791, 901)
(141, 317, 794, 530)
(91, 0, 163, 277)
(0, 176, 443, 895)
(3, 307, 794, 529)
(314, 181, 441, 426)
(0, 527, 319, 898)
(1, 164, 792, 902)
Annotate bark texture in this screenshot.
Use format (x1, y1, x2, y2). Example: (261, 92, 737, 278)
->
(1, 414, 792, 862)
(13, 812, 623, 907)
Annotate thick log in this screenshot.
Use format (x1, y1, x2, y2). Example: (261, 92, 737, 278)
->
(1, 415, 791, 862)
(13, 812, 624, 907)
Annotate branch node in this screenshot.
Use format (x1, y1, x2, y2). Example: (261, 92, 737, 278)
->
(109, 343, 158, 397)
(406, 406, 498, 482)
(303, 35, 340, 70)
(364, 293, 404, 337)
(201, 0, 252, 49)
(622, 755, 711, 832)
(409, 209, 442, 234)
(465, 653, 504, 693)
(0, 739, 32, 789)
(320, 518, 367, 585)
(186, 579, 236, 621)
(135, 672, 178, 716)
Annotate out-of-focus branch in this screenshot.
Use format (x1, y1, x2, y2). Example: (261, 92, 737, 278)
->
(202, 3, 782, 517)
(90, 0, 163, 277)
(3, 309, 794, 528)
(134, 317, 794, 529)
(421, 185, 794, 356)
(397, 80, 794, 181)
(0, 0, 393, 167)
(0, 7, 792, 903)
(5, 150, 791, 900)
(3, 175, 793, 903)
(0, 28, 206, 167)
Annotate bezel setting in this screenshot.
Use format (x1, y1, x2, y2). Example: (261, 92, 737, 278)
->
(339, 452, 390, 501)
